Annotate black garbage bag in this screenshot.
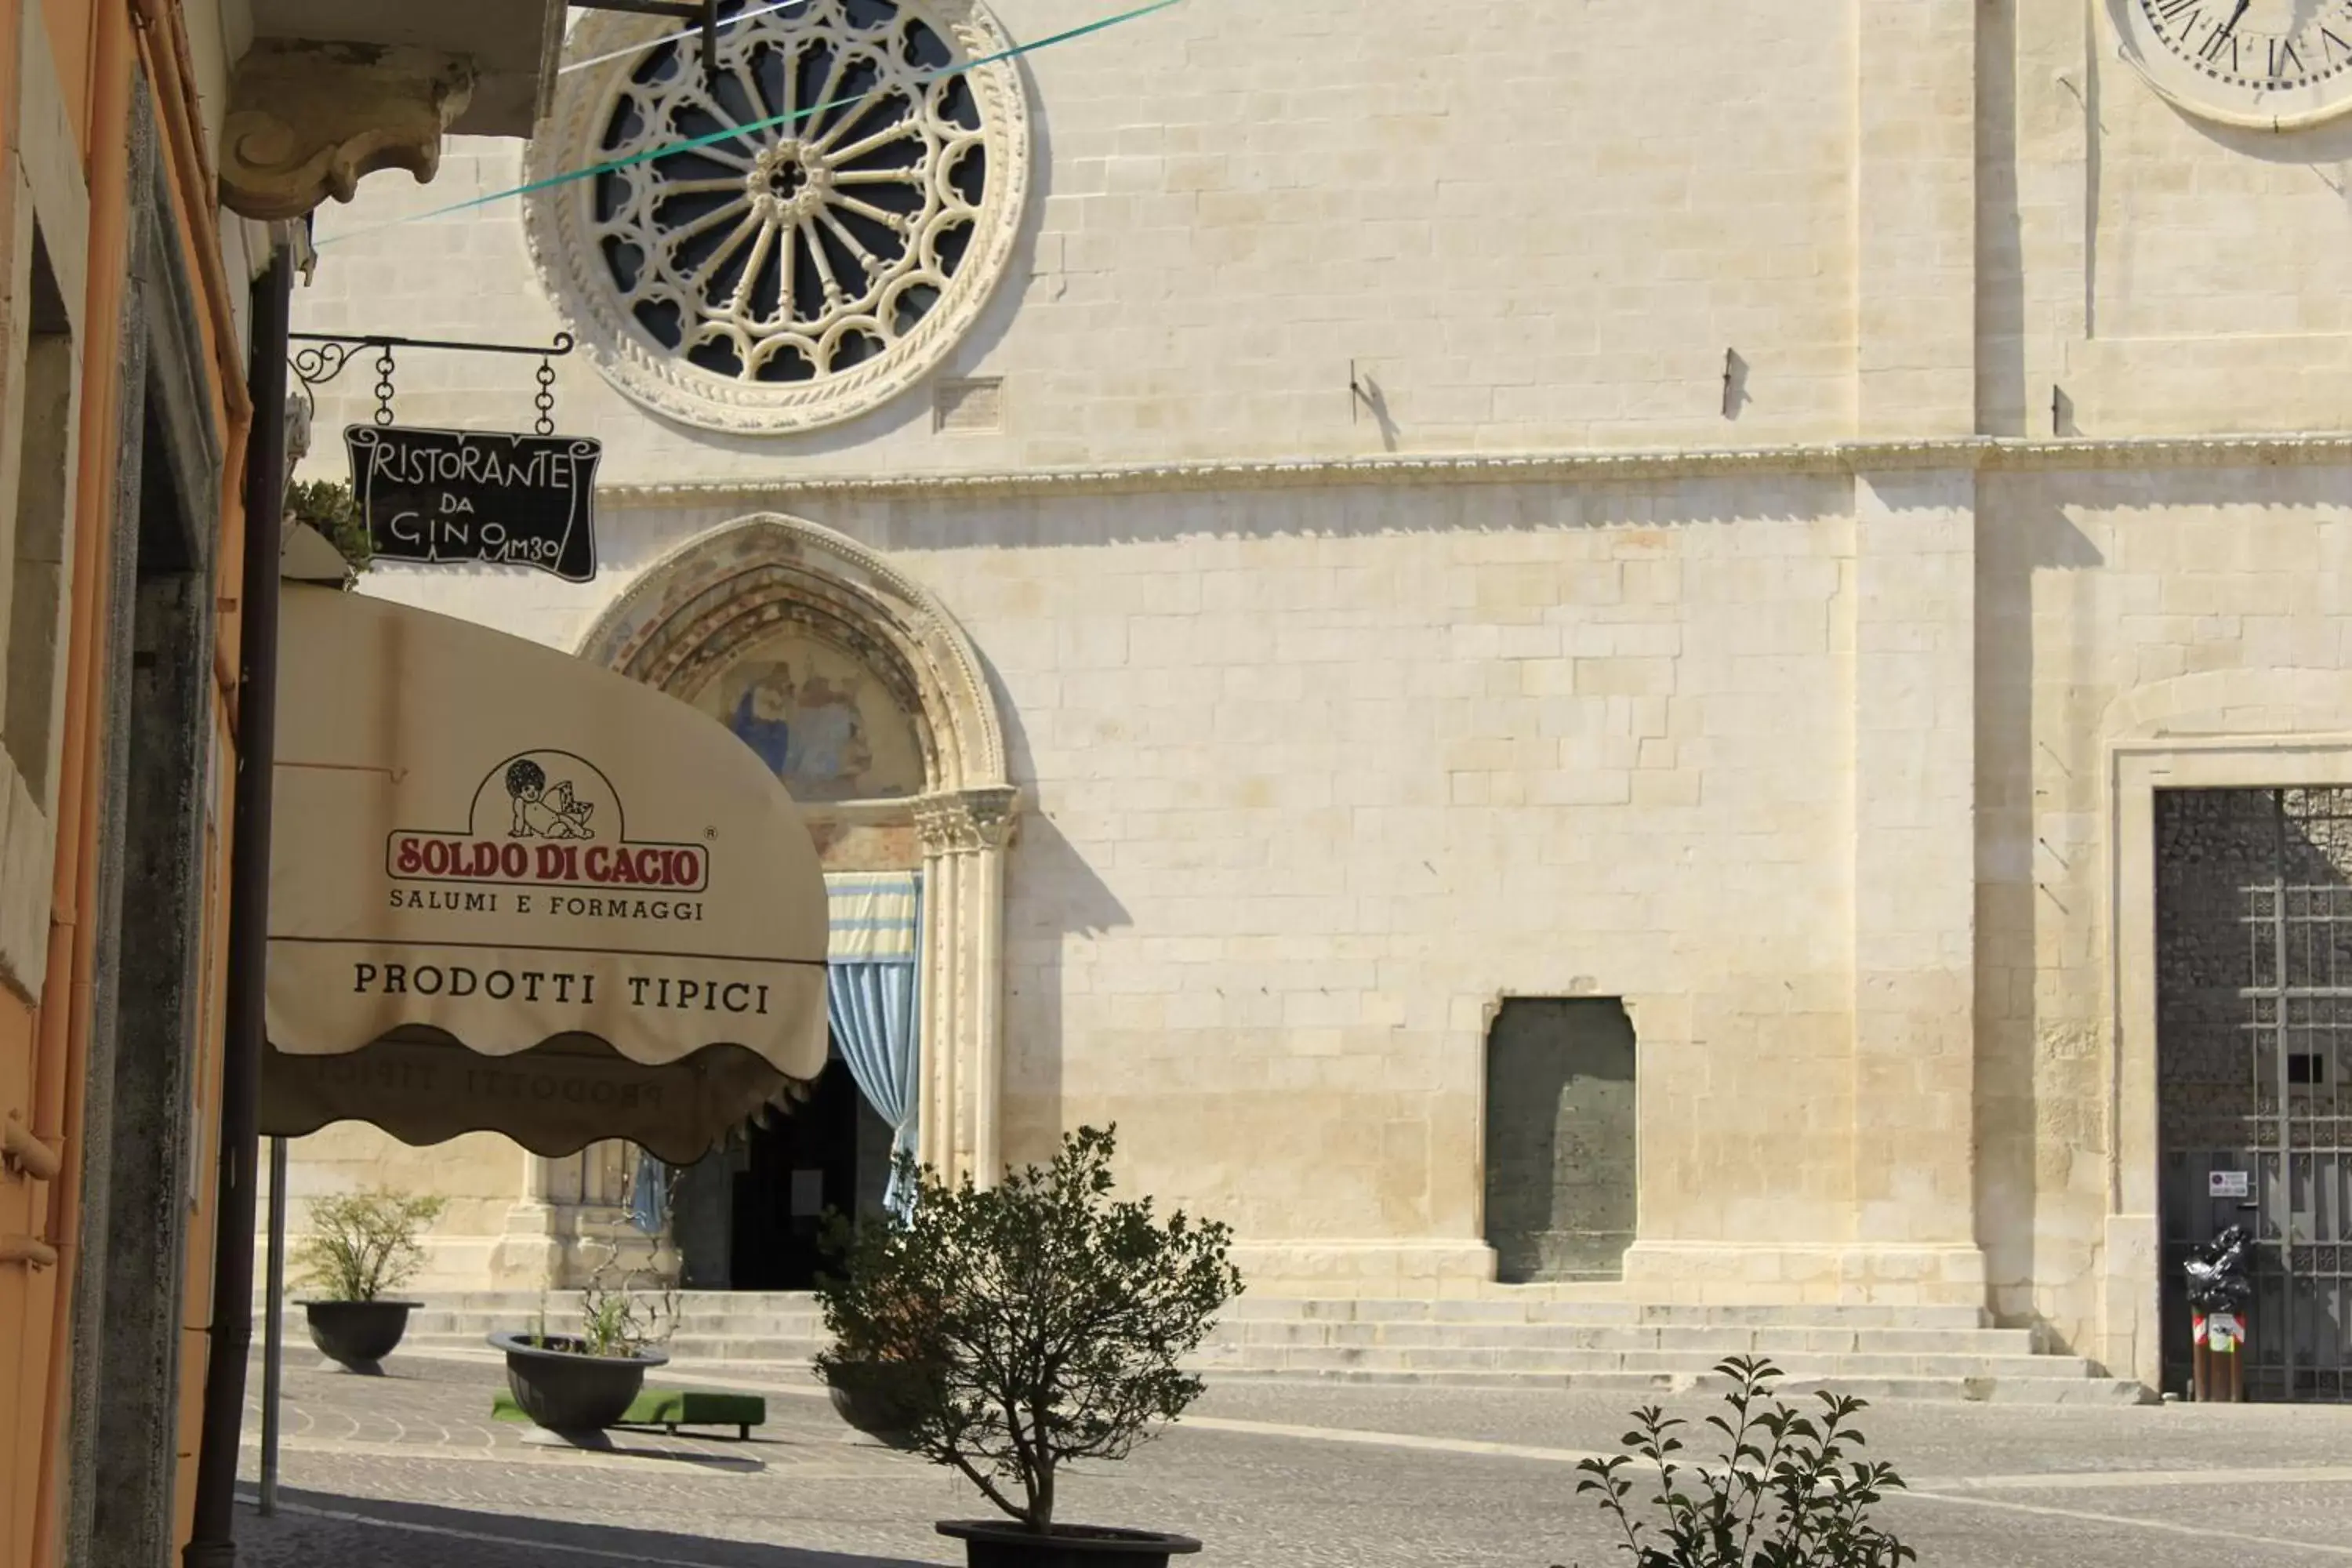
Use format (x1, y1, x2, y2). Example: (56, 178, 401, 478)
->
(2184, 1225, 2254, 1313)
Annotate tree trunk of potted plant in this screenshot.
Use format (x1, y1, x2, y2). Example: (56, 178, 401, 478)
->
(812, 1127, 1241, 1568)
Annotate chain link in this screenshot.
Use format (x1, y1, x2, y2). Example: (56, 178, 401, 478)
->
(535, 356, 557, 437)
(372, 347, 397, 427)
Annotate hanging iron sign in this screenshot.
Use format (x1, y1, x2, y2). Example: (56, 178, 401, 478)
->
(345, 425, 602, 583)
(293, 329, 601, 585)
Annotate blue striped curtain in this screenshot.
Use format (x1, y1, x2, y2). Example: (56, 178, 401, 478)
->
(627, 1148, 667, 1232)
(826, 872, 924, 1217)
(630, 871, 924, 1229)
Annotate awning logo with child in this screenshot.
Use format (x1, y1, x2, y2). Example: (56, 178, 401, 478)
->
(386, 750, 710, 894)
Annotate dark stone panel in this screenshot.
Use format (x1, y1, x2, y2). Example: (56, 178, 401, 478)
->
(1483, 998, 1636, 1283)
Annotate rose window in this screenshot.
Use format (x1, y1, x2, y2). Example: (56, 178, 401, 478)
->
(526, 0, 1030, 434)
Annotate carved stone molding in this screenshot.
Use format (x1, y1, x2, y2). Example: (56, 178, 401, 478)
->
(580, 514, 1014, 1186)
(220, 41, 475, 222)
(579, 514, 1007, 791)
(589, 430, 2352, 505)
(915, 787, 1021, 855)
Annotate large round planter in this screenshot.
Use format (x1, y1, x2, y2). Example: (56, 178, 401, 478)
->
(301, 1300, 417, 1370)
(936, 1520, 1202, 1568)
(821, 1359, 935, 1450)
(488, 1331, 669, 1432)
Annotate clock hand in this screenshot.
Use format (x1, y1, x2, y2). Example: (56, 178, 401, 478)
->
(2217, 0, 2254, 39)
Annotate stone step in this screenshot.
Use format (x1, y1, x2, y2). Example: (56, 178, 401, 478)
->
(402, 1309, 828, 1334)
(1215, 1298, 1994, 1330)
(293, 1290, 1994, 1333)
(1189, 1343, 2104, 1377)
(399, 1308, 2021, 1356)
(367, 1289, 2139, 1403)
(408, 1332, 2085, 1385)
(400, 1334, 2143, 1405)
(1222, 1321, 2039, 1355)
(1195, 1367, 2153, 1405)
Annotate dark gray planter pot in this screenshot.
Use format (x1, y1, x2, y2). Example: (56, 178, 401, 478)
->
(821, 1359, 934, 1450)
(301, 1300, 417, 1371)
(936, 1521, 1202, 1568)
(488, 1331, 669, 1432)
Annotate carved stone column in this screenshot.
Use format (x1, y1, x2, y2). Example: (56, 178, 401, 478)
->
(493, 1145, 562, 1289)
(913, 786, 1019, 1187)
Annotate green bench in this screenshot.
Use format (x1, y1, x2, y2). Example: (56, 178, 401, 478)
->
(491, 1386, 768, 1440)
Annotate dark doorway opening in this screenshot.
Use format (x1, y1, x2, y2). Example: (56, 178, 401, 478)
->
(673, 1046, 893, 1290)
(2157, 786, 2352, 1402)
(1483, 997, 1638, 1283)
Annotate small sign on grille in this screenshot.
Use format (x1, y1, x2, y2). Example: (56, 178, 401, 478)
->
(2209, 1170, 2252, 1200)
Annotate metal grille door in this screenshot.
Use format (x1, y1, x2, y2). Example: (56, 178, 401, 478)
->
(2157, 788, 2352, 1401)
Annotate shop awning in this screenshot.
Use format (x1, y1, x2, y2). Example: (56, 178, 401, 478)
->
(258, 581, 829, 1163)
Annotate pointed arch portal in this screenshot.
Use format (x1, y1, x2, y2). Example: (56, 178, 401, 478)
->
(579, 514, 1018, 1186)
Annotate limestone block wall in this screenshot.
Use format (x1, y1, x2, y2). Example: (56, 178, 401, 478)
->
(1998, 5, 2352, 437)
(294, 0, 1858, 473)
(1979, 455, 2352, 1381)
(267, 1127, 642, 1293)
(316, 467, 1867, 1298)
(265, 1128, 523, 1290)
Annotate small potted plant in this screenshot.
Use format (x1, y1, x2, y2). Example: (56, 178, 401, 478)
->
(292, 1187, 446, 1373)
(1567, 1356, 1917, 1568)
(815, 1256, 944, 1450)
(814, 1125, 1242, 1568)
(489, 1247, 675, 1433)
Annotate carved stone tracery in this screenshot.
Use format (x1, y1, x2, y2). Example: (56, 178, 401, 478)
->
(525, 0, 1033, 434)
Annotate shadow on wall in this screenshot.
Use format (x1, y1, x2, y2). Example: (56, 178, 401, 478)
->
(239, 1488, 938, 1565)
(989, 649, 1131, 1168)
(1973, 486, 2104, 1352)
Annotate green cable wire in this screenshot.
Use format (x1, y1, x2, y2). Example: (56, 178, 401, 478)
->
(318, 0, 1185, 247)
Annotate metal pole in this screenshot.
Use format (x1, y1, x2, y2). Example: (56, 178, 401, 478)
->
(183, 241, 292, 1568)
(260, 1137, 288, 1515)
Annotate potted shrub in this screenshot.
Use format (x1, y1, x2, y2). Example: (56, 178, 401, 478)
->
(813, 1125, 1242, 1568)
(489, 1249, 675, 1433)
(291, 1187, 446, 1372)
(815, 1260, 942, 1450)
(1566, 1356, 1917, 1568)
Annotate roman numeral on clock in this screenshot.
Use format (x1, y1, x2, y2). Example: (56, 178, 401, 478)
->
(2201, 26, 2239, 67)
(2273, 38, 2304, 77)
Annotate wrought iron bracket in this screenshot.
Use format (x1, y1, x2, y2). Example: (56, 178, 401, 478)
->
(289, 330, 578, 432)
(572, 0, 722, 80)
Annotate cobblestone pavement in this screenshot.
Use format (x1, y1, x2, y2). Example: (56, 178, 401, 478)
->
(234, 1352, 2352, 1566)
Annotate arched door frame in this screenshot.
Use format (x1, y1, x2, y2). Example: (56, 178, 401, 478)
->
(578, 513, 1018, 1185)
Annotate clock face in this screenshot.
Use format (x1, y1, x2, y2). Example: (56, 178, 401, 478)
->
(2117, 0, 2352, 127)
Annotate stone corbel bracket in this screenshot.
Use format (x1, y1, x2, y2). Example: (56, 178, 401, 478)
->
(220, 41, 477, 222)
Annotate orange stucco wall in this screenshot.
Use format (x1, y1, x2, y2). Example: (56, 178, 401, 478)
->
(0, 2, 252, 1563)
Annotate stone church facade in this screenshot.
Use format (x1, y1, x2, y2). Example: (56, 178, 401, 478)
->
(280, 0, 2352, 1398)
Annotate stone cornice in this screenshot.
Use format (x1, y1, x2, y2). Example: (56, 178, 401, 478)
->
(593, 431, 2352, 506)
